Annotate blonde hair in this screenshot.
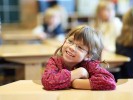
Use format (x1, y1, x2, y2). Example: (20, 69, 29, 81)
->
(55, 25, 104, 60)
(116, 8, 133, 47)
(43, 8, 60, 23)
(94, 0, 115, 28)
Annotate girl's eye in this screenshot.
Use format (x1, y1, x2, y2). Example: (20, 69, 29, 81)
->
(68, 39, 73, 44)
(77, 45, 88, 52)
(77, 46, 84, 50)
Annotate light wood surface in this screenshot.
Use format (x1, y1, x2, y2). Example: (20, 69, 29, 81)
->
(0, 44, 57, 57)
(0, 44, 57, 80)
(59, 80, 133, 100)
(102, 50, 131, 68)
(0, 79, 133, 100)
(102, 50, 130, 63)
(2, 33, 39, 41)
(1, 30, 41, 44)
(43, 38, 62, 47)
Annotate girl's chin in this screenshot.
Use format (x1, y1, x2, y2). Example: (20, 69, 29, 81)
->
(63, 55, 80, 64)
(63, 56, 72, 62)
(63, 55, 74, 63)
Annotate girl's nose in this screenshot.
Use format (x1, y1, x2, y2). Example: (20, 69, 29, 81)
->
(69, 44, 76, 52)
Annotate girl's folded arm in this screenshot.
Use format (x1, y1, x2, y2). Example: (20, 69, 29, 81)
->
(71, 67, 116, 90)
(41, 57, 71, 90)
(88, 61, 116, 90)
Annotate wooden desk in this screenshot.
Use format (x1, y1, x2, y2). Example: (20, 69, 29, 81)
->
(59, 79, 133, 100)
(102, 50, 131, 67)
(0, 79, 133, 100)
(43, 38, 62, 47)
(0, 44, 57, 80)
(2, 30, 41, 44)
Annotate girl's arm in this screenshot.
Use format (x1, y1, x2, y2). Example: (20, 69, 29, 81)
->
(72, 61, 116, 90)
(41, 57, 71, 90)
(88, 61, 116, 90)
(72, 79, 91, 89)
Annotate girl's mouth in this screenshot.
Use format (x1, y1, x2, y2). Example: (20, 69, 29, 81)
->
(66, 51, 75, 57)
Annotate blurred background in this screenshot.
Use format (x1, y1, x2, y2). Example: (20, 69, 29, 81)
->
(0, 0, 133, 85)
(0, 0, 132, 30)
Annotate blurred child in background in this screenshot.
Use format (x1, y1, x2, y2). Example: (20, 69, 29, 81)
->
(33, 8, 65, 41)
(90, 0, 122, 53)
(116, 8, 133, 78)
(48, 0, 68, 31)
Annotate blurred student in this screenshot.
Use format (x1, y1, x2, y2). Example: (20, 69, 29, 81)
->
(48, 0, 68, 31)
(41, 25, 116, 90)
(90, 0, 122, 52)
(33, 8, 65, 41)
(116, 8, 133, 78)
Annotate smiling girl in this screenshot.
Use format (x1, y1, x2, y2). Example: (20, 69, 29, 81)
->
(41, 25, 116, 90)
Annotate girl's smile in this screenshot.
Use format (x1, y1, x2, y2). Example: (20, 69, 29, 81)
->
(62, 36, 89, 67)
(66, 50, 75, 57)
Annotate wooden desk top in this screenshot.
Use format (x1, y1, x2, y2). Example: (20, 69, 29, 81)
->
(43, 38, 62, 47)
(0, 79, 133, 100)
(102, 50, 131, 63)
(0, 44, 57, 57)
(2, 33, 39, 41)
(0, 44, 58, 64)
(2, 30, 40, 41)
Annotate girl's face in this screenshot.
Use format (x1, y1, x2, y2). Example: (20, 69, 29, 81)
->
(62, 36, 89, 67)
(99, 8, 111, 21)
(45, 16, 54, 25)
(46, 14, 60, 26)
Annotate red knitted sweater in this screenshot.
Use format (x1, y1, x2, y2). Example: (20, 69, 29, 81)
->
(41, 56, 116, 90)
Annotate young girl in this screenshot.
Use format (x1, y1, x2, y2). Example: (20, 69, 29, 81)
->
(89, 0, 122, 53)
(41, 25, 116, 90)
(33, 8, 65, 41)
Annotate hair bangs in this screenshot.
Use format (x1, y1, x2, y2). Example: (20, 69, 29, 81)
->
(74, 27, 91, 48)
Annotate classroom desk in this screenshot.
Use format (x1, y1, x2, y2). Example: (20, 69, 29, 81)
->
(0, 44, 57, 80)
(59, 79, 133, 100)
(0, 42, 131, 80)
(1, 30, 41, 44)
(102, 50, 131, 67)
(43, 38, 62, 47)
(0, 79, 133, 100)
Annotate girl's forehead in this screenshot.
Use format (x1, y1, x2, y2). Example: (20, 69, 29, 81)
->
(68, 36, 85, 45)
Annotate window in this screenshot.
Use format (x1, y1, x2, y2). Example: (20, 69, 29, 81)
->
(0, 0, 20, 23)
(37, 0, 75, 15)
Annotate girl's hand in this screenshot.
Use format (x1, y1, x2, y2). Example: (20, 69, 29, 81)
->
(71, 67, 89, 81)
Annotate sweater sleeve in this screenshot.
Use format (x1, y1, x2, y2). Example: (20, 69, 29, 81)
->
(41, 57, 71, 90)
(87, 61, 116, 90)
